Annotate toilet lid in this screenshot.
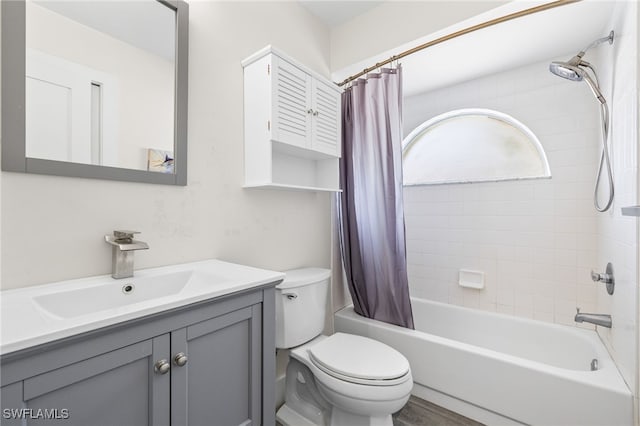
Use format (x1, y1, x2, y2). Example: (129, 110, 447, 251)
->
(308, 333, 410, 382)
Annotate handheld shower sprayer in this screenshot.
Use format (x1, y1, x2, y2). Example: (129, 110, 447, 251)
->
(549, 31, 614, 212)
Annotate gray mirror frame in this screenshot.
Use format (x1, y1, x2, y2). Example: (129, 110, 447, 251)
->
(1, 0, 188, 185)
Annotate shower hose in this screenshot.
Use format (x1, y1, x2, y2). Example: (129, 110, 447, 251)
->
(594, 99, 614, 212)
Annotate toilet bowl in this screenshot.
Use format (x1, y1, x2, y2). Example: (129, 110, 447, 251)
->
(275, 268, 413, 426)
(278, 334, 413, 426)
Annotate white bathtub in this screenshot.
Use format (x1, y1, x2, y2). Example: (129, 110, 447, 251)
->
(334, 297, 633, 426)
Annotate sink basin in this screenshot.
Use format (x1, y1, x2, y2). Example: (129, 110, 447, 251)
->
(33, 270, 225, 319)
(1, 259, 285, 355)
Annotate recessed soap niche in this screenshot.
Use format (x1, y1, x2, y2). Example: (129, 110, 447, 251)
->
(458, 269, 485, 289)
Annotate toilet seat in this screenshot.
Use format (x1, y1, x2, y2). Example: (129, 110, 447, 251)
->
(307, 333, 410, 386)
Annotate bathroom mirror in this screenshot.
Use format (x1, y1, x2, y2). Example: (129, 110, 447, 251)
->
(1, 0, 188, 185)
(402, 108, 551, 186)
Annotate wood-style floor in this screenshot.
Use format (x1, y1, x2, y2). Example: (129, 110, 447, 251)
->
(276, 395, 484, 426)
(393, 396, 485, 426)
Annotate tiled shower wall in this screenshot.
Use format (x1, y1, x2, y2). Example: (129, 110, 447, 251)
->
(403, 57, 604, 327)
(594, 0, 638, 401)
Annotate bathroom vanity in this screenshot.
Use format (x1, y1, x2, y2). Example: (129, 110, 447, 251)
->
(0, 260, 284, 426)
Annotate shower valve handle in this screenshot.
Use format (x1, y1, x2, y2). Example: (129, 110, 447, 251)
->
(590, 263, 615, 295)
(591, 270, 613, 284)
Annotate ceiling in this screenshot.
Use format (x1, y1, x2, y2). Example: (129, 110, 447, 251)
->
(331, 0, 618, 96)
(298, 0, 384, 27)
(33, 0, 175, 61)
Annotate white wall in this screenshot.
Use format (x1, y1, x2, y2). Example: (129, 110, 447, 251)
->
(329, 0, 506, 72)
(1, 1, 333, 289)
(0, 2, 3, 293)
(594, 0, 639, 408)
(403, 58, 603, 326)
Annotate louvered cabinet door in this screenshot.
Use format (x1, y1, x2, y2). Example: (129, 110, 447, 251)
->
(271, 56, 312, 150)
(311, 79, 341, 157)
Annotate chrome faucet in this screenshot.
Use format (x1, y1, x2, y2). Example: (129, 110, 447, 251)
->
(574, 308, 612, 328)
(104, 230, 149, 279)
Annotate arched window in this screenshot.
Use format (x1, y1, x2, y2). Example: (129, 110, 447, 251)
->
(402, 108, 551, 185)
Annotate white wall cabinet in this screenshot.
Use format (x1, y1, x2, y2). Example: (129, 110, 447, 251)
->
(242, 46, 341, 192)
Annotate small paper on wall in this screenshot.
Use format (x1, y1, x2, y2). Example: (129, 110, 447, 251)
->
(147, 148, 174, 174)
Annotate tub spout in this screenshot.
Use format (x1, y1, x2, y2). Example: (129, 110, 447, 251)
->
(575, 308, 612, 328)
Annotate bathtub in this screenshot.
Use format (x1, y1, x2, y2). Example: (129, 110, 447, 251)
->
(334, 297, 633, 426)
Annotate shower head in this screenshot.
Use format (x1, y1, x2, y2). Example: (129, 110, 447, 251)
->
(548, 31, 614, 105)
(549, 60, 584, 81)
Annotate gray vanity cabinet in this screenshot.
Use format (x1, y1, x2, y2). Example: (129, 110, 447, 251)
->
(171, 305, 263, 426)
(0, 285, 276, 426)
(1, 335, 171, 426)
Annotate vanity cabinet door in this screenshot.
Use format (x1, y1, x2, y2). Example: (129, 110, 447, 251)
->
(0, 335, 170, 426)
(170, 304, 263, 426)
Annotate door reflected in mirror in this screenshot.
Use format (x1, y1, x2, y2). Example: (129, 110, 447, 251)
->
(25, 0, 176, 173)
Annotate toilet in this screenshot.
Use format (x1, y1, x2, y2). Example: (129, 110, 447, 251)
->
(275, 268, 413, 426)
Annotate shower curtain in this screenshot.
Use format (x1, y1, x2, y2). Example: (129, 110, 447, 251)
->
(338, 66, 414, 329)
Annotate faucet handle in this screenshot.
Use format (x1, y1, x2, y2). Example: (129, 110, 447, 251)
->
(576, 307, 581, 315)
(114, 230, 140, 239)
(105, 230, 148, 252)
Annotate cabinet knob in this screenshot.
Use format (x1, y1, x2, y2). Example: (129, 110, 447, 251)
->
(154, 359, 170, 374)
(307, 109, 314, 115)
(312, 111, 319, 116)
(174, 352, 188, 367)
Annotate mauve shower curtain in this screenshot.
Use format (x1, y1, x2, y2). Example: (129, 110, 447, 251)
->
(338, 67, 414, 329)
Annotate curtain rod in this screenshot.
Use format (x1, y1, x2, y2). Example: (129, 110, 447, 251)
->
(337, 0, 581, 87)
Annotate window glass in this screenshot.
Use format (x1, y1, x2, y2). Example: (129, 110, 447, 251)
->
(402, 109, 551, 185)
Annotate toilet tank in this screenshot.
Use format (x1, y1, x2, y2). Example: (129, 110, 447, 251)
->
(275, 268, 331, 349)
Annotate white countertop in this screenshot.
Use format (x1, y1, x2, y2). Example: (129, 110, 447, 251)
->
(0, 259, 285, 355)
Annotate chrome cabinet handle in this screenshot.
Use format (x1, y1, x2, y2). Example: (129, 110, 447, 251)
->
(154, 359, 170, 375)
(174, 352, 188, 367)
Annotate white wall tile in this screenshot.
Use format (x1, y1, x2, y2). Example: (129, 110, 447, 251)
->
(593, 1, 639, 395)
